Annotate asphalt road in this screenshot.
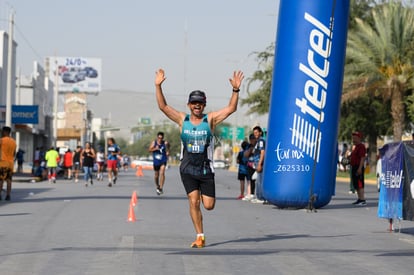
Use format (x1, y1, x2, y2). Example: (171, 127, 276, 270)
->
(1, 166, 414, 275)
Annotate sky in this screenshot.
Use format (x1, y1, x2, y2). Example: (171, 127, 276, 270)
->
(0, 0, 279, 135)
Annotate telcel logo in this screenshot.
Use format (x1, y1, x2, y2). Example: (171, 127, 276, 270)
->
(291, 12, 332, 162)
(380, 170, 403, 189)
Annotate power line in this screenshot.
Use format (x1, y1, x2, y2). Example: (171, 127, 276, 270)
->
(0, 5, 44, 63)
(14, 23, 43, 61)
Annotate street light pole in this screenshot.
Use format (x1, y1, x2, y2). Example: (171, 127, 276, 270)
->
(5, 11, 14, 127)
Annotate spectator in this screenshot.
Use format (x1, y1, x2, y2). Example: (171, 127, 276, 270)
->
(0, 126, 17, 201)
(249, 126, 266, 204)
(350, 131, 367, 206)
(237, 141, 250, 200)
(15, 149, 25, 173)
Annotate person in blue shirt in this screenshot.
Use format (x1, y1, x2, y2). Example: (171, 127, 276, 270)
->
(149, 131, 170, 195)
(154, 68, 244, 248)
(107, 137, 121, 187)
(237, 141, 250, 200)
(248, 126, 266, 204)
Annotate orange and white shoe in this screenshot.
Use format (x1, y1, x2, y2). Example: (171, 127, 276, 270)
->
(190, 235, 205, 248)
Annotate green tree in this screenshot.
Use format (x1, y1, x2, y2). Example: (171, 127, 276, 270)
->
(343, 1, 414, 141)
(339, 94, 392, 164)
(240, 43, 274, 115)
(126, 126, 181, 160)
(348, 0, 381, 29)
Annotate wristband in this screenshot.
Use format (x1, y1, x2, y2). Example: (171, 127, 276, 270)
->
(232, 88, 240, 93)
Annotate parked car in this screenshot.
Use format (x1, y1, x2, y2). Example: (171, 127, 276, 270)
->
(75, 69, 87, 81)
(82, 66, 98, 78)
(61, 67, 86, 83)
(131, 158, 154, 170)
(61, 71, 78, 83)
(213, 160, 230, 169)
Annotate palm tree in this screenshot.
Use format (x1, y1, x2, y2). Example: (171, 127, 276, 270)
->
(343, 1, 414, 141)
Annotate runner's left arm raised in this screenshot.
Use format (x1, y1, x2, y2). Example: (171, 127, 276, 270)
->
(208, 70, 244, 130)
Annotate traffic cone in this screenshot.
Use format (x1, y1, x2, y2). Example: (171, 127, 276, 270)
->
(130, 190, 138, 207)
(136, 165, 144, 177)
(127, 203, 136, 222)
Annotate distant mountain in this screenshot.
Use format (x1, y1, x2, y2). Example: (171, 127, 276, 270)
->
(87, 89, 267, 139)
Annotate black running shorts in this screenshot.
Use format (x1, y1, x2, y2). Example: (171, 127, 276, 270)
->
(180, 172, 215, 198)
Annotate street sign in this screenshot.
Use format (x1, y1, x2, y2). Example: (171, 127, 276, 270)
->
(218, 126, 245, 140)
(140, 117, 151, 125)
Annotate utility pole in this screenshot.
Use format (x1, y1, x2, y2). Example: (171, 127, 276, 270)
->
(53, 57, 59, 146)
(5, 11, 14, 127)
(16, 67, 21, 150)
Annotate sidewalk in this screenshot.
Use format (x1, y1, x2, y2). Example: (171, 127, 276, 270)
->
(12, 172, 39, 183)
(12, 172, 378, 184)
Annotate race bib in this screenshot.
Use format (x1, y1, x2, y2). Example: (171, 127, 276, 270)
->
(186, 143, 205, 154)
(155, 154, 163, 160)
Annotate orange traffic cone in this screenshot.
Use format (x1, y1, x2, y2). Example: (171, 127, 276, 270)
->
(127, 203, 136, 222)
(130, 190, 138, 207)
(136, 165, 144, 177)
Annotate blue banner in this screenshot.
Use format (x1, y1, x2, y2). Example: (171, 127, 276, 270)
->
(263, 0, 350, 208)
(378, 142, 404, 220)
(402, 142, 414, 220)
(12, 105, 39, 124)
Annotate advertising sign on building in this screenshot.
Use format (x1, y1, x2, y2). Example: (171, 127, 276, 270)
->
(0, 105, 39, 124)
(47, 57, 102, 94)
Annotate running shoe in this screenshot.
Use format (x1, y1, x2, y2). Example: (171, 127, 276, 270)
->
(108, 182, 112, 187)
(237, 194, 244, 200)
(242, 195, 254, 201)
(113, 176, 117, 184)
(156, 188, 161, 195)
(5, 195, 10, 201)
(191, 236, 205, 248)
(251, 198, 264, 204)
(352, 199, 362, 205)
(357, 200, 367, 206)
(159, 188, 163, 194)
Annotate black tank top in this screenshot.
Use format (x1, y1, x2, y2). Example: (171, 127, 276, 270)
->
(82, 149, 94, 167)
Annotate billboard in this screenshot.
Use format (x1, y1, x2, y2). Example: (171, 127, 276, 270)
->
(47, 57, 102, 94)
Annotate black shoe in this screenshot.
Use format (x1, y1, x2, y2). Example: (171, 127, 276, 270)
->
(5, 195, 10, 201)
(156, 188, 161, 195)
(113, 177, 117, 184)
(352, 199, 362, 205)
(356, 200, 367, 206)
